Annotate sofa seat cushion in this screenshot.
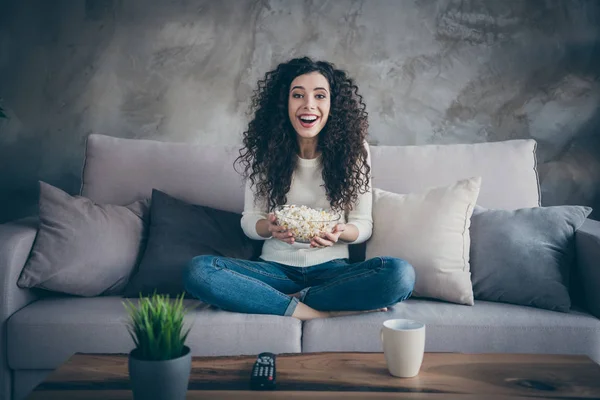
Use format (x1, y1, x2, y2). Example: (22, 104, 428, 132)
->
(7, 297, 302, 370)
(302, 299, 600, 364)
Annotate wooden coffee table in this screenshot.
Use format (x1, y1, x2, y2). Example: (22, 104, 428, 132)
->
(27, 352, 600, 399)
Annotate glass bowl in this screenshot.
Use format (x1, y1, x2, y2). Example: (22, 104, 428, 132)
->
(273, 205, 342, 244)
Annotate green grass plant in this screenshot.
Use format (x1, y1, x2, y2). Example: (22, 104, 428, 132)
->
(123, 292, 193, 361)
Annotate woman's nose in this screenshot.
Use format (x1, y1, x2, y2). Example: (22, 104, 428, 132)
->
(304, 97, 316, 110)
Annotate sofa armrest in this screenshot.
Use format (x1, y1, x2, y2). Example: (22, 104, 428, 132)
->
(576, 218, 600, 319)
(0, 216, 41, 317)
(0, 216, 40, 400)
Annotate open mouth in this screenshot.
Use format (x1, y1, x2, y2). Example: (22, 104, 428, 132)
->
(298, 115, 319, 128)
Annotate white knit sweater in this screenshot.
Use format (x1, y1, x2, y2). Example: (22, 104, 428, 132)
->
(240, 146, 373, 267)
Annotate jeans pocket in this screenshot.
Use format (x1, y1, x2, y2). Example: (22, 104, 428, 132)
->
(331, 258, 350, 266)
(211, 256, 226, 270)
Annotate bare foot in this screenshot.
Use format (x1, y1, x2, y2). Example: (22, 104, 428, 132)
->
(326, 307, 388, 318)
(291, 302, 329, 321)
(291, 302, 388, 321)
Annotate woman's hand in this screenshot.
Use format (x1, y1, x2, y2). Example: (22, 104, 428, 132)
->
(310, 223, 346, 248)
(268, 213, 295, 244)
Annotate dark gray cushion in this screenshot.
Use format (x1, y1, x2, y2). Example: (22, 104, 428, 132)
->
(17, 181, 149, 296)
(469, 205, 592, 312)
(124, 189, 261, 297)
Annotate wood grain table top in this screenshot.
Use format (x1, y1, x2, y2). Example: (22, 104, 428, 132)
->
(27, 352, 600, 399)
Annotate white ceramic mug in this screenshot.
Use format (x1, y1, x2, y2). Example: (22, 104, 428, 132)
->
(380, 319, 426, 378)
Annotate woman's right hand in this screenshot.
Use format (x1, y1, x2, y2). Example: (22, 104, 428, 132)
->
(268, 213, 295, 244)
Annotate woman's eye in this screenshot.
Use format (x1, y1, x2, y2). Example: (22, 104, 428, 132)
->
(292, 93, 303, 99)
(316, 94, 326, 99)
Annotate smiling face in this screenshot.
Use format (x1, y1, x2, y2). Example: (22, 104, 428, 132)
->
(288, 72, 331, 140)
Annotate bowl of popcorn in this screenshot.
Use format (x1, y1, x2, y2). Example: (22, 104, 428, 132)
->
(273, 205, 342, 243)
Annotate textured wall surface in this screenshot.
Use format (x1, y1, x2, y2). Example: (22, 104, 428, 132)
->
(0, 0, 599, 223)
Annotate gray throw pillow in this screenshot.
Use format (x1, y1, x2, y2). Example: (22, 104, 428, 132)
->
(123, 189, 261, 298)
(469, 205, 592, 312)
(18, 181, 149, 296)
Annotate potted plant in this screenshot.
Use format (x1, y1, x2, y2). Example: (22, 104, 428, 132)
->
(123, 292, 194, 400)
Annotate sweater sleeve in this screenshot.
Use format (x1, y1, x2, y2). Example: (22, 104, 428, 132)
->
(345, 142, 373, 244)
(240, 177, 271, 240)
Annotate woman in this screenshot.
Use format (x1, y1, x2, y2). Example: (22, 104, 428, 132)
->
(184, 57, 415, 321)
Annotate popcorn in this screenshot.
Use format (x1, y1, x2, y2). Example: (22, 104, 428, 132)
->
(274, 205, 341, 243)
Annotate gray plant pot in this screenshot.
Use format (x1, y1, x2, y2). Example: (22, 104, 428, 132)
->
(128, 346, 191, 400)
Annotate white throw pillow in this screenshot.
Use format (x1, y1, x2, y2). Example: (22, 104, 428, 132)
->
(366, 177, 482, 306)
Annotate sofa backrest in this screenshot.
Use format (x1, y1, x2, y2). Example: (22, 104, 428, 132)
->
(81, 134, 540, 212)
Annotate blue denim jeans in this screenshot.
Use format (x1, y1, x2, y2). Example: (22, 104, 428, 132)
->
(183, 256, 415, 316)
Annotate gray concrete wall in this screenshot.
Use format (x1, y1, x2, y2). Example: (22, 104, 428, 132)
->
(0, 0, 599, 223)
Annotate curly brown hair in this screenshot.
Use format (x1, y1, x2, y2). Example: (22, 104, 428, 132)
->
(234, 57, 371, 213)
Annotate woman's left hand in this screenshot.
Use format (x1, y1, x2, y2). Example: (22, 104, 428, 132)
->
(310, 223, 346, 248)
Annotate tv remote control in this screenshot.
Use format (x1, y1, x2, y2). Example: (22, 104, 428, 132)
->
(250, 352, 276, 390)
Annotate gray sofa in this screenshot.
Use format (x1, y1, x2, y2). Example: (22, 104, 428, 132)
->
(1, 134, 599, 400)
